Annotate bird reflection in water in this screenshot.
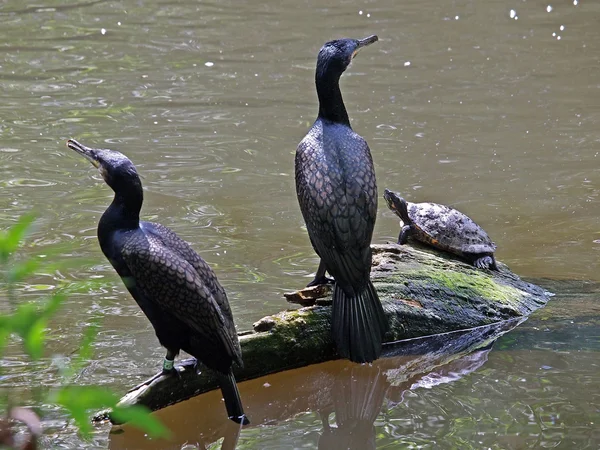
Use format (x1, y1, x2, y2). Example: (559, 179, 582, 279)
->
(318, 364, 389, 450)
(317, 343, 495, 450)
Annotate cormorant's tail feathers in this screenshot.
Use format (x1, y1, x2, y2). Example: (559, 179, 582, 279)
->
(332, 281, 388, 363)
(217, 370, 249, 425)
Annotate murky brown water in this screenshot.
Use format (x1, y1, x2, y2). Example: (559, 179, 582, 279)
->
(1, 0, 599, 448)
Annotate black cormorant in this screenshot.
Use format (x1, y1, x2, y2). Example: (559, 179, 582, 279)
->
(67, 139, 248, 425)
(295, 36, 388, 363)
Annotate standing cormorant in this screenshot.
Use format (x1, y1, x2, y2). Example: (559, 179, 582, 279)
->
(67, 139, 248, 425)
(295, 36, 388, 363)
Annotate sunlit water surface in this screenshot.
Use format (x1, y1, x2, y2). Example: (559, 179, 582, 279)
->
(0, 0, 599, 448)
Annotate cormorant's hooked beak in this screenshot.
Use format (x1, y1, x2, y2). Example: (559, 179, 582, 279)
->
(352, 35, 378, 59)
(67, 139, 101, 168)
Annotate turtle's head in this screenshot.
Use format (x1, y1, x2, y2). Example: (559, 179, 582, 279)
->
(383, 189, 403, 212)
(383, 189, 410, 223)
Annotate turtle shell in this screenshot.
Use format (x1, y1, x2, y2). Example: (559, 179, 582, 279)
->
(405, 201, 496, 256)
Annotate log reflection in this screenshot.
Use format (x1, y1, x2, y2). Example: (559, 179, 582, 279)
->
(108, 318, 522, 449)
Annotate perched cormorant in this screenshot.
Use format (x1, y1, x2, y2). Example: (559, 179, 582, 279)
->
(295, 36, 388, 363)
(67, 139, 248, 425)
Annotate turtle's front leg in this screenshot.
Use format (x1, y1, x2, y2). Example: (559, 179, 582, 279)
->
(398, 225, 412, 245)
(473, 255, 497, 270)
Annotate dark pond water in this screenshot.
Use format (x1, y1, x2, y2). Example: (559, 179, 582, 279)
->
(0, 0, 599, 448)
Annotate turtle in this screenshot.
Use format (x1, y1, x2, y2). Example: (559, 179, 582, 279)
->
(383, 189, 498, 270)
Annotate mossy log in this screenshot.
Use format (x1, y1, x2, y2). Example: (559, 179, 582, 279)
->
(94, 243, 550, 423)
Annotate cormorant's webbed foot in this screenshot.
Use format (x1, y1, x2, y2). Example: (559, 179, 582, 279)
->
(231, 413, 250, 425)
(306, 259, 334, 287)
(157, 348, 181, 378)
(189, 357, 200, 374)
(161, 358, 176, 375)
(161, 357, 184, 379)
(307, 275, 335, 287)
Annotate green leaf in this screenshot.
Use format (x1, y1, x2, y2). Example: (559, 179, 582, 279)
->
(6, 293, 66, 360)
(41, 292, 66, 319)
(23, 319, 47, 360)
(11, 303, 39, 335)
(52, 386, 118, 437)
(0, 314, 12, 332)
(0, 213, 35, 261)
(8, 303, 44, 360)
(0, 326, 10, 358)
(8, 259, 40, 283)
(61, 319, 101, 382)
(78, 320, 100, 362)
(111, 404, 171, 439)
(53, 386, 170, 439)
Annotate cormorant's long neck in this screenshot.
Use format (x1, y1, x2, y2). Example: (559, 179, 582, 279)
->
(316, 66, 351, 126)
(99, 187, 142, 235)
